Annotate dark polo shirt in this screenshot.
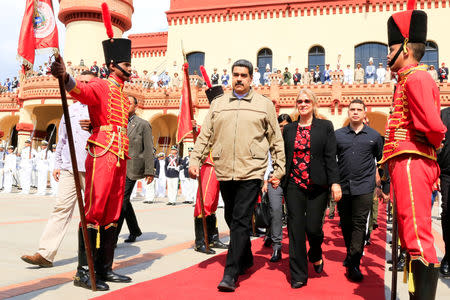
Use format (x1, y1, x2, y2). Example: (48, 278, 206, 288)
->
(335, 124, 383, 195)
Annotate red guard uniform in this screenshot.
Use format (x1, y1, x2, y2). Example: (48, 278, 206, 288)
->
(382, 5, 447, 298)
(380, 64, 446, 264)
(67, 73, 129, 226)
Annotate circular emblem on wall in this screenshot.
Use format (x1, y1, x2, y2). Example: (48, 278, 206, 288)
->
(34, 1, 56, 39)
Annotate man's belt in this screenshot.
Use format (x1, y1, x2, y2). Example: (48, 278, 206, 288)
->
(93, 125, 127, 134)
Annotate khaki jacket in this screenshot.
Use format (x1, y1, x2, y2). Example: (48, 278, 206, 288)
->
(354, 68, 365, 83)
(190, 89, 285, 181)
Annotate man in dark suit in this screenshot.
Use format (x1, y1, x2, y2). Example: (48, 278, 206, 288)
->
(116, 96, 155, 243)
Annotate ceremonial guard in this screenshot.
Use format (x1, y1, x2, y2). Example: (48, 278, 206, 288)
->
(99, 63, 109, 79)
(3, 146, 16, 193)
(323, 64, 332, 84)
(19, 139, 37, 194)
(263, 65, 271, 86)
(193, 153, 228, 254)
(90, 61, 100, 77)
(50, 3, 133, 290)
(36, 141, 50, 195)
(180, 147, 194, 204)
(155, 152, 167, 198)
(376, 63, 386, 84)
(165, 146, 181, 205)
(48, 144, 58, 196)
(379, 3, 447, 298)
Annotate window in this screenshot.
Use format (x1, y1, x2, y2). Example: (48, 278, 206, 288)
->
(308, 46, 325, 73)
(186, 52, 205, 75)
(354, 42, 388, 70)
(421, 41, 438, 68)
(257, 48, 273, 84)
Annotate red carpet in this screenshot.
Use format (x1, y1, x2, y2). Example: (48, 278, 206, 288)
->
(93, 205, 386, 300)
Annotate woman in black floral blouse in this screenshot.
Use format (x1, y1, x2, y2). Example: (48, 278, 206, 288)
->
(282, 89, 342, 289)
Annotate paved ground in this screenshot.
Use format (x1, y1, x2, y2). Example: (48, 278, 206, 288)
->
(0, 190, 449, 300)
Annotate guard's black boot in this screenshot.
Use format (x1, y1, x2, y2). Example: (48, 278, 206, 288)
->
(194, 217, 216, 254)
(389, 248, 406, 271)
(440, 255, 450, 278)
(207, 214, 228, 249)
(409, 259, 439, 300)
(73, 227, 109, 291)
(96, 225, 131, 283)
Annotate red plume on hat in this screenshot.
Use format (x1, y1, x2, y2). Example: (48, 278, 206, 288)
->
(101, 2, 114, 39)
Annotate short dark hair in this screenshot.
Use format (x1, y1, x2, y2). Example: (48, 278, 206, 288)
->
(349, 99, 366, 110)
(278, 114, 292, 124)
(81, 70, 96, 76)
(232, 59, 253, 76)
(408, 42, 426, 62)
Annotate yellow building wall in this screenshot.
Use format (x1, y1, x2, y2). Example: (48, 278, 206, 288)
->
(165, 6, 450, 76)
(131, 55, 169, 75)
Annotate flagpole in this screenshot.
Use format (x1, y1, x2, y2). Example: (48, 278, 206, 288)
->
(182, 64, 211, 253)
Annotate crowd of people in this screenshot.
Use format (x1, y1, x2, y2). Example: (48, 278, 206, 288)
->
(0, 140, 57, 195)
(8, 4, 450, 300)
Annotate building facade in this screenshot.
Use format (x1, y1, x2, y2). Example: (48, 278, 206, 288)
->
(1, 0, 449, 153)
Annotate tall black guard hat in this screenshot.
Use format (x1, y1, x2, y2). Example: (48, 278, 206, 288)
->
(101, 2, 131, 65)
(387, 0, 427, 46)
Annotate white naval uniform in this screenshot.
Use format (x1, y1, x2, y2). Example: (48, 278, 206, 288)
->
(36, 148, 50, 195)
(48, 151, 58, 195)
(0, 151, 4, 189)
(343, 68, 354, 84)
(19, 147, 37, 194)
(3, 153, 16, 193)
(155, 159, 167, 198)
(376, 67, 386, 84)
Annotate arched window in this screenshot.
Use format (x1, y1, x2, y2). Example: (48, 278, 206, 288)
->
(257, 48, 273, 84)
(308, 46, 325, 73)
(186, 52, 205, 75)
(354, 42, 388, 70)
(421, 41, 438, 68)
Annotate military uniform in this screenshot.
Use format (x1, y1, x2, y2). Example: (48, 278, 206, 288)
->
(36, 141, 50, 195)
(164, 146, 180, 205)
(2, 146, 16, 193)
(19, 140, 37, 194)
(60, 8, 133, 289)
(380, 6, 447, 299)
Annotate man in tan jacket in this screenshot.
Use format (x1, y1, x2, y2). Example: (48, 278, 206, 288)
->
(354, 62, 365, 84)
(189, 59, 285, 292)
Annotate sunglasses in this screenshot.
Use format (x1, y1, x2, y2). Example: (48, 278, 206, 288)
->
(296, 99, 312, 105)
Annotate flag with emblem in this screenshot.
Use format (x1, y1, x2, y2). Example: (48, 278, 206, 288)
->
(17, 0, 59, 72)
(176, 63, 194, 144)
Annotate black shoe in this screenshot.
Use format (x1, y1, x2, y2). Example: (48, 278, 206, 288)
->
(217, 275, 236, 292)
(73, 269, 109, 291)
(207, 215, 228, 249)
(194, 243, 216, 254)
(291, 281, 307, 289)
(328, 214, 334, 219)
(346, 266, 363, 282)
(124, 233, 141, 243)
(263, 236, 273, 248)
(99, 270, 131, 283)
(166, 202, 173, 205)
(372, 223, 378, 230)
(387, 259, 393, 264)
(440, 257, 450, 278)
(270, 249, 282, 262)
(143, 200, 153, 204)
(194, 217, 216, 254)
(313, 259, 324, 274)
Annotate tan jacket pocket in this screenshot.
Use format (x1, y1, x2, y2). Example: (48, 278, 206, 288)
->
(249, 141, 266, 159)
(211, 143, 223, 160)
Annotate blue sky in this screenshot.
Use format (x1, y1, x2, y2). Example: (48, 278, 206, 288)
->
(0, 0, 170, 81)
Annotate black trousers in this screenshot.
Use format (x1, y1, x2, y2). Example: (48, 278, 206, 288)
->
(285, 181, 328, 283)
(337, 192, 373, 267)
(117, 177, 142, 239)
(219, 179, 261, 280)
(441, 174, 450, 258)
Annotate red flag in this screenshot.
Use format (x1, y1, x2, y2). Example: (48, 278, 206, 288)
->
(18, 0, 59, 71)
(176, 63, 194, 144)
